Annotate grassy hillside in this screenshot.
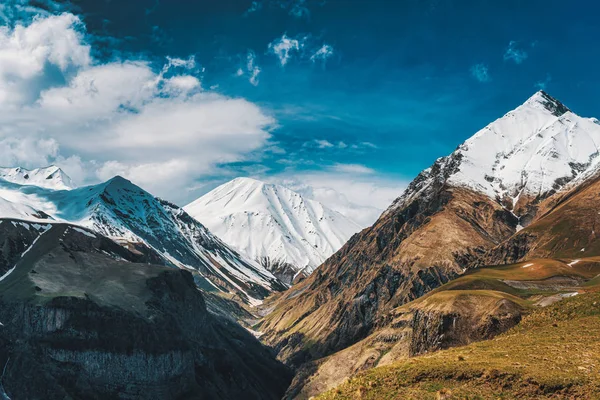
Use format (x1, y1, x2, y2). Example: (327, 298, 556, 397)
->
(287, 257, 600, 399)
(317, 290, 600, 399)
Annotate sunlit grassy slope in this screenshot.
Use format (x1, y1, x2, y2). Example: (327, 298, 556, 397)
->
(317, 290, 600, 399)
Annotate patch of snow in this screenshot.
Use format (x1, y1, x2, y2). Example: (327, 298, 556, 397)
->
(0, 267, 16, 283)
(71, 227, 96, 238)
(521, 263, 534, 268)
(516, 224, 524, 232)
(567, 259, 580, 267)
(560, 292, 579, 298)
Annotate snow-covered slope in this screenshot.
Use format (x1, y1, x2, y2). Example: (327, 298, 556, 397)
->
(0, 175, 283, 304)
(389, 91, 600, 214)
(0, 196, 53, 222)
(185, 177, 362, 280)
(0, 166, 74, 190)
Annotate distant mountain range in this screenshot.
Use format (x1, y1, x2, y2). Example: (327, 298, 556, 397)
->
(0, 167, 359, 303)
(0, 166, 74, 190)
(185, 177, 361, 285)
(0, 171, 287, 305)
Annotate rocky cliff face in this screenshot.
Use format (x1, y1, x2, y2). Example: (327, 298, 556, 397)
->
(283, 291, 525, 399)
(0, 220, 292, 400)
(258, 184, 517, 367)
(481, 174, 600, 266)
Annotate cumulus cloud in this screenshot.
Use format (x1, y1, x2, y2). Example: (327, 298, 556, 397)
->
(268, 34, 305, 66)
(504, 41, 528, 64)
(310, 44, 334, 63)
(0, 12, 276, 202)
(0, 137, 59, 167)
(0, 0, 67, 25)
(0, 13, 91, 105)
(470, 63, 490, 82)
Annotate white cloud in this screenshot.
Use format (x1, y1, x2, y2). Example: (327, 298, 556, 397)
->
(504, 41, 528, 64)
(310, 44, 334, 63)
(0, 13, 91, 105)
(534, 73, 551, 90)
(314, 139, 334, 148)
(271, 172, 406, 227)
(0, 136, 58, 167)
(470, 63, 490, 82)
(163, 75, 201, 94)
(268, 34, 305, 66)
(247, 51, 261, 86)
(310, 139, 372, 151)
(0, 12, 276, 201)
(164, 55, 196, 70)
(235, 51, 262, 86)
(331, 163, 375, 174)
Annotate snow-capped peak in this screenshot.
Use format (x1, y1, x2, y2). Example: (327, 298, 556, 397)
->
(522, 90, 570, 117)
(0, 165, 74, 190)
(184, 177, 362, 277)
(389, 91, 600, 213)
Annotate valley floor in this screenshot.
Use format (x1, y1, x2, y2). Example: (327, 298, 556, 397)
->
(317, 290, 600, 399)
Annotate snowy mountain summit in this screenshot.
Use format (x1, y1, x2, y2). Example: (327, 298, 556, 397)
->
(185, 177, 361, 284)
(390, 91, 600, 221)
(0, 165, 74, 190)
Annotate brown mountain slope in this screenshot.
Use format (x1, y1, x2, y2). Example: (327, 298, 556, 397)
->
(275, 172, 600, 399)
(284, 257, 600, 399)
(258, 183, 518, 367)
(483, 174, 600, 265)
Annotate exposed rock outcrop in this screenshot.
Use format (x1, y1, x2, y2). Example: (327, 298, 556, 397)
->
(0, 220, 292, 400)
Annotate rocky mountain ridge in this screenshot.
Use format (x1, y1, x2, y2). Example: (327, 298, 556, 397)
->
(0, 176, 285, 305)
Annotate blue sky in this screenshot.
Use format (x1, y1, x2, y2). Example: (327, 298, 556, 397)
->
(0, 0, 598, 225)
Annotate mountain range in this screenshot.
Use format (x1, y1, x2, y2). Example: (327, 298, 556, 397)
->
(0, 171, 286, 306)
(0, 91, 599, 399)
